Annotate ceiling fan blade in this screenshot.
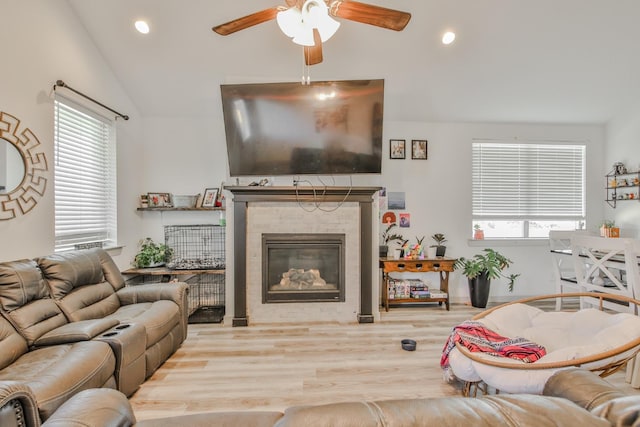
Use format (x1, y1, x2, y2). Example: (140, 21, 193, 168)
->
(304, 29, 324, 65)
(329, 1, 411, 31)
(212, 7, 281, 35)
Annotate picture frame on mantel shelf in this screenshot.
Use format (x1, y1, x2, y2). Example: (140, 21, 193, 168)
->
(411, 140, 428, 160)
(147, 192, 173, 208)
(202, 188, 219, 208)
(390, 139, 406, 159)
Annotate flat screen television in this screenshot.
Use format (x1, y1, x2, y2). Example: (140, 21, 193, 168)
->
(221, 79, 384, 176)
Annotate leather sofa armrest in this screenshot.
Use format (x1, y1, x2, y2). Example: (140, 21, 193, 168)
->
(33, 318, 120, 347)
(42, 388, 135, 427)
(0, 381, 41, 427)
(543, 369, 627, 411)
(117, 282, 189, 338)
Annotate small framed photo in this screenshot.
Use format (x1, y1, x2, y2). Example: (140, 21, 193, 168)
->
(411, 140, 428, 160)
(202, 188, 219, 208)
(147, 192, 173, 208)
(390, 139, 406, 159)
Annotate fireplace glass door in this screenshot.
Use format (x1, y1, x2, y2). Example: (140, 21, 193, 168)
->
(262, 233, 345, 303)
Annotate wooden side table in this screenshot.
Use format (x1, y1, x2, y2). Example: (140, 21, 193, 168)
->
(380, 257, 456, 311)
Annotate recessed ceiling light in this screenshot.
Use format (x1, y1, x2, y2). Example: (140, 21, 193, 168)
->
(442, 31, 456, 45)
(135, 20, 150, 34)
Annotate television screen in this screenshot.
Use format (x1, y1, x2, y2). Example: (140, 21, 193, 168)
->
(221, 79, 384, 176)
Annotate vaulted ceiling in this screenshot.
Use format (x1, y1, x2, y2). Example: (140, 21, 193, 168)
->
(67, 0, 640, 124)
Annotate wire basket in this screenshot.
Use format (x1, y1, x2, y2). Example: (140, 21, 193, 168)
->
(164, 224, 225, 270)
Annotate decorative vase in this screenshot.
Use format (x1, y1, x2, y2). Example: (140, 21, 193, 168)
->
(436, 246, 446, 257)
(426, 247, 437, 258)
(468, 271, 491, 308)
(379, 245, 389, 258)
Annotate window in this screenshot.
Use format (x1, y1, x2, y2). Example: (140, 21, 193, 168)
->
(54, 96, 117, 251)
(472, 141, 585, 239)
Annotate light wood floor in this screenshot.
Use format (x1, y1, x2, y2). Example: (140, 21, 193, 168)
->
(130, 303, 640, 421)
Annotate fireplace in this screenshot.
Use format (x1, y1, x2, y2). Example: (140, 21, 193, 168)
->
(262, 233, 345, 303)
(226, 185, 379, 326)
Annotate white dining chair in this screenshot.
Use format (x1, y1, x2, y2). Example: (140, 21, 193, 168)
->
(571, 235, 640, 314)
(549, 230, 583, 310)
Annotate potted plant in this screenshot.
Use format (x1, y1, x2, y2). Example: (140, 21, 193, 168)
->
(411, 236, 425, 259)
(380, 223, 404, 257)
(600, 220, 619, 238)
(133, 238, 173, 268)
(473, 224, 484, 240)
(454, 248, 520, 308)
(430, 233, 447, 257)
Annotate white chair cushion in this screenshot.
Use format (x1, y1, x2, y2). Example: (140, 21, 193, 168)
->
(447, 305, 640, 394)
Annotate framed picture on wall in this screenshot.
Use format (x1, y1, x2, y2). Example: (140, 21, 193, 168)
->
(411, 140, 428, 160)
(390, 139, 406, 159)
(202, 188, 219, 208)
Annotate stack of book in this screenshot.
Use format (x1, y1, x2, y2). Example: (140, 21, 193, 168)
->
(409, 279, 431, 299)
(389, 278, 434, 299)
(429, 290, 448, 299)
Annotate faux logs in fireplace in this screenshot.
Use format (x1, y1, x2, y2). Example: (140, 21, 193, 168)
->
(262, 233, 345, 303)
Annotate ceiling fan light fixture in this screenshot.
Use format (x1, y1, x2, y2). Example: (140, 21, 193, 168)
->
(304, 0, 340, 42)
(292, 26, 316, 46)
(278, 0, 340, 46)
(276, 7, 303, 37)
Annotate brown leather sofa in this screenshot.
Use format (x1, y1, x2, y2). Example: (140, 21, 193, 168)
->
(0, 248, 188, 422)
(2, 369, 639, 427)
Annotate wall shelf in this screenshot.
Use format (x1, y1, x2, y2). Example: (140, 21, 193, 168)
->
(137, 207, 225, 212)
(605, 170, 640, 208)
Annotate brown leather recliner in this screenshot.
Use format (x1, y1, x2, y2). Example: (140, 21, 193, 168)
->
(36, 248, 188, 378)
(0, 259, 117, 421)
(0, 249, 189, 421)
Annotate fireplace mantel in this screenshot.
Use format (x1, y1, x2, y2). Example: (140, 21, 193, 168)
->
(226, 185, 380, 326)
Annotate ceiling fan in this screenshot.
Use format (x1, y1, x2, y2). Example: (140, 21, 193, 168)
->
(212, 1, 411, 66)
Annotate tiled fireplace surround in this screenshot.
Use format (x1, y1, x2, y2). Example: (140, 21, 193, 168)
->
(227, 186, 379, 326)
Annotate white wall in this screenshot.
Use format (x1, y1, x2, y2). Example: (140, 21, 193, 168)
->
(0, 0, 144, 266)
(375, 121, 605, 303)
(606, 104, 640, 238)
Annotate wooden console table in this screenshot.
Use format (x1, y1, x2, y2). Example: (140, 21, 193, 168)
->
(380, 257, 456, 312)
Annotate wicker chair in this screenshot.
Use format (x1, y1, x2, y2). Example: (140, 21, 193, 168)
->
(446, 293, 640, 396)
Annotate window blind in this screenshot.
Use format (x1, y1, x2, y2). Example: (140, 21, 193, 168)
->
(472, 142, 585, 219)
(54, 96, 117, 251)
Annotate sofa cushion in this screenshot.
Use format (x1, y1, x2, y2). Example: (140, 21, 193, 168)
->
(0, 260, 68, 347)
(37, 250, 106, 297)
(0, 259, 49, 310)
(275, 395, 610, 427)
(37, 249, 124, 322)
(0, 317, 28, 371)
(53, 281, 121, 322)
(37, 248, 125, 295)
(105, 300, 181, 347)
(0, 340, 116, 421)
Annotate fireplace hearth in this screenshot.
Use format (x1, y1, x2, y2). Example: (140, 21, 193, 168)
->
(262, 233, 345, 303)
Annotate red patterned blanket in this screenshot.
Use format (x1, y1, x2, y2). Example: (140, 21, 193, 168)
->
(440, 320, 547, 381)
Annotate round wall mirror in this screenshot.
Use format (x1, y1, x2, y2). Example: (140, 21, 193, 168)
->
(0, 111, 48, 220)
(0, 138, 26, 194)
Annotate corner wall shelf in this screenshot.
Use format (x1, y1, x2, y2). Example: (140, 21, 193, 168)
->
(605, 169, 640, 208)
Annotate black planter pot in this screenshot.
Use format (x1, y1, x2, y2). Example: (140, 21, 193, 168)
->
(379, 245, 389, 258)
(436, 246, 446, 257)
(468, 271, 491, 308)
